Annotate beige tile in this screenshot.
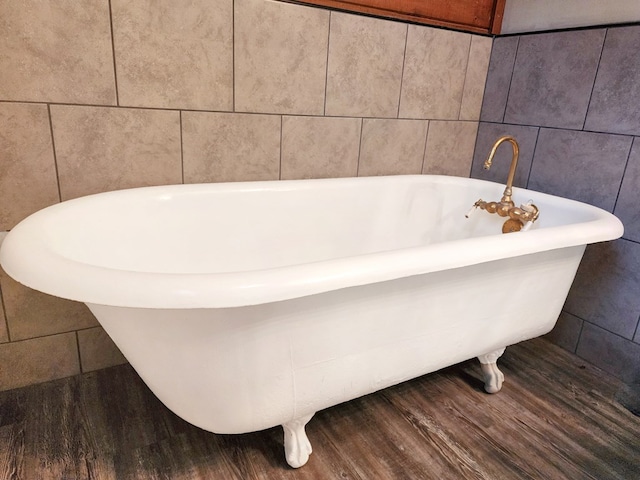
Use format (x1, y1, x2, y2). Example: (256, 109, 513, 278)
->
(0, 103, 60, 230)
(234, 0, 329, 115)
(111, 0, 233, 110)
(423, 121, 479, 176)
(0, 0, 115, 104)
(325, 13, 406, 117)
(400, 26, 471, 120)
(358, 119, 428, 176)
(460, 36, 493, 121)
(50, 105, 182, 200)
(182, 112, 280, 183)
(78, 327, 127, 373)
(0, 267, 98, 341)
(0, 333, 79, 391)
(281, 116, 361, 179)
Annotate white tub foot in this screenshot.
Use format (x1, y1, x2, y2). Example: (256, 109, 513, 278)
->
(282, 412, 314, 468)
(477, 348, 506, 393)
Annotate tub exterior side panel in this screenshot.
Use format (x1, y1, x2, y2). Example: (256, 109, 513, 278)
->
(87, 245, 585, 434)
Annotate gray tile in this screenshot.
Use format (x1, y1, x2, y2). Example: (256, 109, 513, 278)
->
(78, 327, 127, 373)
(423, 121, 478, 177)
(585, 25, 640, 136)
(614, 137, 640, 243)
(565, 239, 640, 340)
(0, 0, 116, 105)
(470, 122, 539, 188)
(0, 102, 60, 230)
(504, 29, 605, 129)
(480, 36, 519, 123)
(528, 129, 630, 211)
(459, 35, 493, 121)
(325, 13, 406, 118)
(112, 0, 233, 110)
(281, 116, 361, 180)
(234, 0, 329, 115)
(399, 26, 471, 120)
(544, 311, 583, 353)
(577, 322, 640, 384)
(182, 112, 281, 183)
(358, 119, 427, 176)
(0, 333, 80, 391)
(51, 105, 182, 200)
(0, 266, 98, 341)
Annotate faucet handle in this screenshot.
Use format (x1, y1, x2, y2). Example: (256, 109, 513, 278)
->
(465, 199, 483, 218)
(519, 201, 540, 222)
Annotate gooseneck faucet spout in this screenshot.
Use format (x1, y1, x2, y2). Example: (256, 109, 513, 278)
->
(484, 135, 519, 206)
(467, 136, 540, 234)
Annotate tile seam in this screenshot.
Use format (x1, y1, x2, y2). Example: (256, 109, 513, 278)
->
(581, 28, 608, 131)
(323, 11, 332, 116)
(420, 120, 430, 174)
(47, 104, 63, 203)
(457, 34, 474, 121)
(107, 0, 120, 106)
(356, 117, 364, 176)
(396, 24, 409, 119)
(501, 36, 520, 123)
(0, 286, 10, 343)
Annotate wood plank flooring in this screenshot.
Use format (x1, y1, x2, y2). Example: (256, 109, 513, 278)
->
(0, 338, 638, 479)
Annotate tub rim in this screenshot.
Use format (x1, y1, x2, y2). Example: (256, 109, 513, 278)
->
(0, 175, 624, 309)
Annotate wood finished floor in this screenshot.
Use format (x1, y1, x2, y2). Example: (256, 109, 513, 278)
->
(0, 338, 639, 479)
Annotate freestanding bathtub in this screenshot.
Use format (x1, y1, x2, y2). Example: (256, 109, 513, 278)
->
(0, 175, 623, 468)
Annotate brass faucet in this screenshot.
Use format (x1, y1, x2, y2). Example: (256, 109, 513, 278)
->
(468, 136, 540, 233)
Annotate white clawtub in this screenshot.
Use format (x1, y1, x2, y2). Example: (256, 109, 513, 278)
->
(0, 175, 623, 468)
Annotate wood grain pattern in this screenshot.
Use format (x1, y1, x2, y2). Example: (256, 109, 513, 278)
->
(0, 338, 638, 479)
(283, 0, 505, 34)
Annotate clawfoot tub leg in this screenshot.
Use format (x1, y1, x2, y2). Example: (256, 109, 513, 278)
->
(282, 412, 315, 468)
(477, 347, 506, 393)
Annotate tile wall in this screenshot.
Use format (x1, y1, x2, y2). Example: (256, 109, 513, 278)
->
(475, 24, 640, 383)
(0, 0, 491, 391)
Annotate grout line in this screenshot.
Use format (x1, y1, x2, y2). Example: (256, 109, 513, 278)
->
(107, 0, 120, 106)
(396, 24, 409, 118)
(232, 0, 235, 112)
(477, 37, 494, 124)
(632, 314, 640, 345)
(0, 98, 499, 124)
(470, 118, 639, 136)
(497, 20, 640, 38)
(179, 111, 185, 184)
(524, 127, 541, 188)
(420, 120, 430, 174)
(356, 118, 364, 176)
(581, 28, 608, 131)
(631, 316, 640, 345)
(578, 317, 640, 346)
(279, 115, 283, 180)
(0, 328, 100, 346)
(574, 315, 586, 354)
(75, 331, 84, 374)
(611, 136, 635, 213)
(457, 35, 473, 121)
(47, 104, 63, 203)
(323, 12, 332, 116)
(0, 282, 11, 343)
(501, 36, 520, 123)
